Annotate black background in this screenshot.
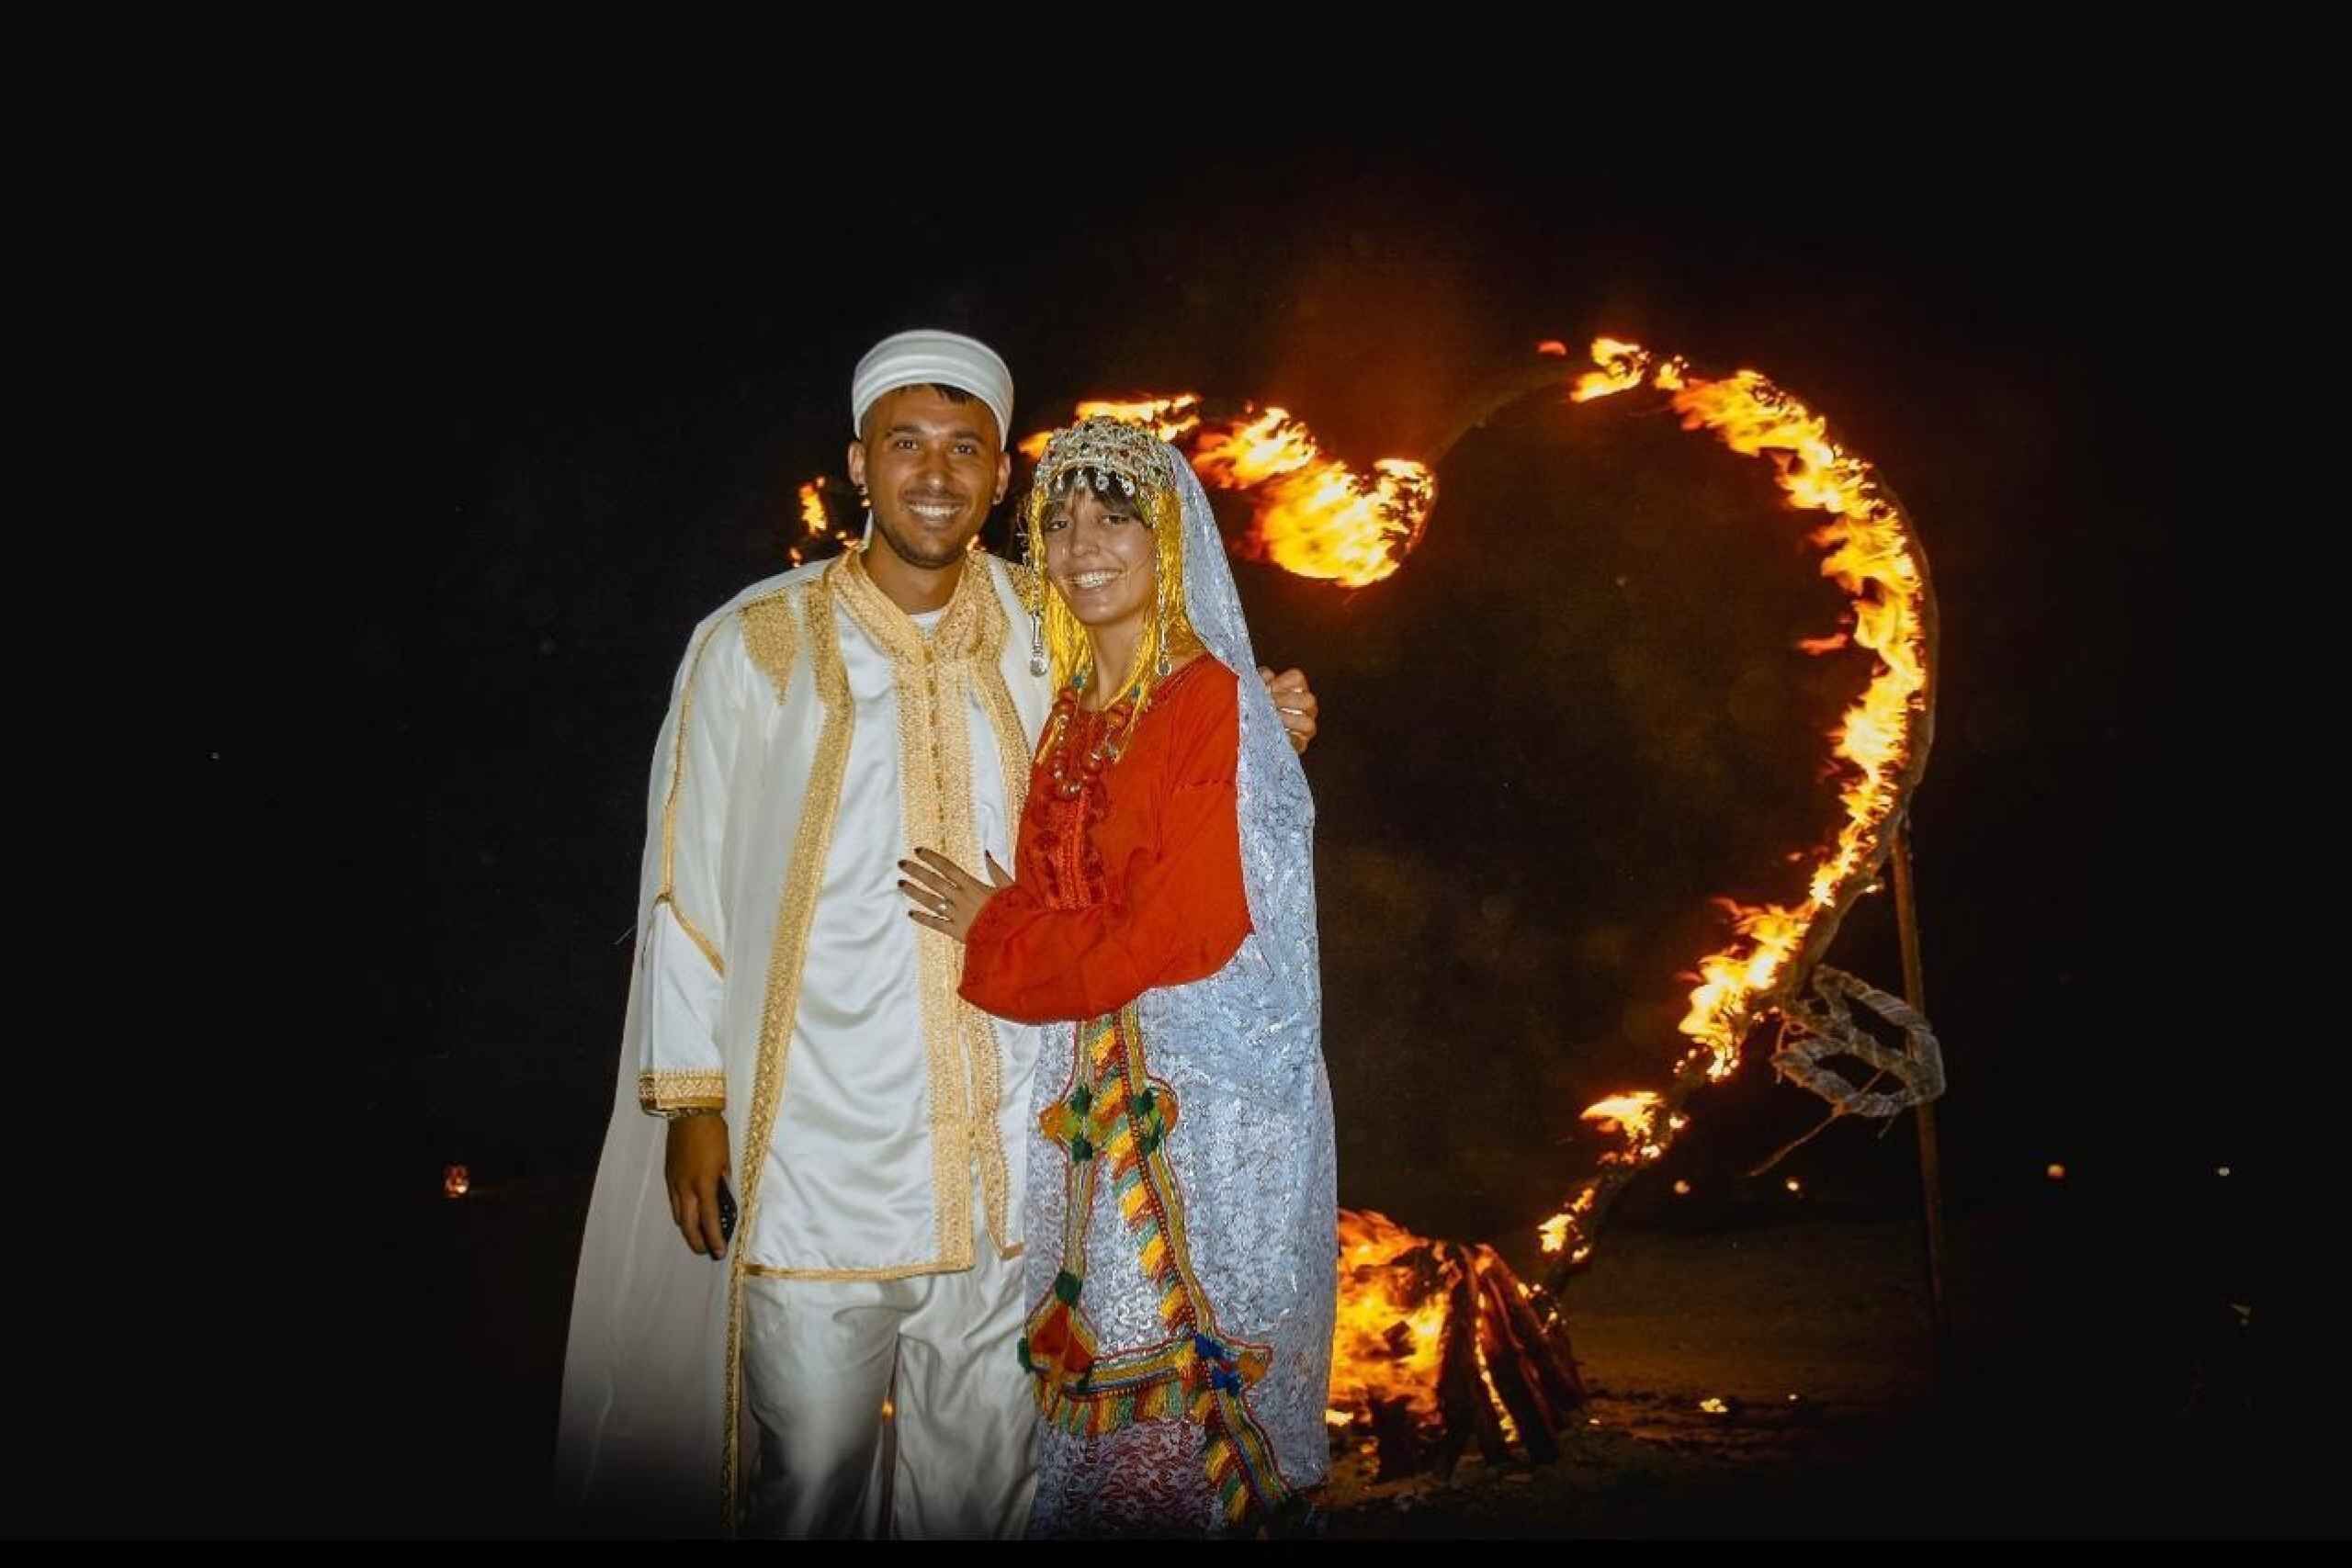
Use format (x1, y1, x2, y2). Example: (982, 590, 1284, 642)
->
(73, 124, 2304, 1537)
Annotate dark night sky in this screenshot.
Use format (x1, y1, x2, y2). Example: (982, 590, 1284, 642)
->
(110, 135, 2293, 1536)
(375, 150, 2222, 1234)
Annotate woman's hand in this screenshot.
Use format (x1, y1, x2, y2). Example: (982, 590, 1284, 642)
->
(899, 848, 1013, 943)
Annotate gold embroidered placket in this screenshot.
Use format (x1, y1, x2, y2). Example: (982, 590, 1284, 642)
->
(968, 579, 1032, 1254)
(835, 551, 985, 1272)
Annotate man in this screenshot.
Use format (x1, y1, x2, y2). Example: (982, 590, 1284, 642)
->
(556, 331, 1318, 1538)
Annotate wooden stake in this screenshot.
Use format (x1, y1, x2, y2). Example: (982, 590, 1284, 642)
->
(1889, 815, 1951, 1383)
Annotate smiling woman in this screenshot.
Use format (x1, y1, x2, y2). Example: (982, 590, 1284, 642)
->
(1023, 428, 1204, 724)
(902, 418, 1335, 1537)
(1039, 476, 1202, 718)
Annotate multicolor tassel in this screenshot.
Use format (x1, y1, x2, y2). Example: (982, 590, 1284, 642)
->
(1021, 1007, 1295, 1528)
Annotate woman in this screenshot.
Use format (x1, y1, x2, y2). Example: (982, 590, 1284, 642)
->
(898, 416, 1334, 1537)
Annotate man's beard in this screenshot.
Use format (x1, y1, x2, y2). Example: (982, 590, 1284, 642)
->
(871, 501, 978, 571)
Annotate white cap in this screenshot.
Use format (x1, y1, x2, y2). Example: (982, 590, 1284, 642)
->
(851, 329, 1014, 447)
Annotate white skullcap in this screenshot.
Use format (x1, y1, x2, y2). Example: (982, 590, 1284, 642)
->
(851, 329, 1014, 446)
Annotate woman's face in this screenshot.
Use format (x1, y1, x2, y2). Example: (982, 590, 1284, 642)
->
(1043, 481, 1158, 633)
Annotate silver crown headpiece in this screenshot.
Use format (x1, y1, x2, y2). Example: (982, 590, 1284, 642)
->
(1031, 415, 1182, 502)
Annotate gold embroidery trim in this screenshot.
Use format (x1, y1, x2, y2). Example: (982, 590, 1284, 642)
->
(741, 585, 799, 705)
(1002, 557, 1038, 604)
(975, 561, 1035, 823)
(741, 1258, 967, 1283)
(656, 617, 730, 974)
(636, 1069, 726, 1112)
(832, 542, 986, 664)
(653, 896, 725, 976)
(740, 1237, 1023, 1283)
(933, 651, 993, 1262)
(965, 1005, 1010, 1253)
(965, 575, 1024, 1253)
(722, 574, 854, 1526)
(662, 591, 794, 985)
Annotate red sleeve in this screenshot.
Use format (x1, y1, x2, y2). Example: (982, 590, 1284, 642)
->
(960, 670, 1251, 1024)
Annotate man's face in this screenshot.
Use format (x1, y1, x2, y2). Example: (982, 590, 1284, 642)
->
(846, 386, 1010, 570)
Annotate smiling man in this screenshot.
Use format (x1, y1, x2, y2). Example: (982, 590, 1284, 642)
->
(556, 332, 1320, 1539)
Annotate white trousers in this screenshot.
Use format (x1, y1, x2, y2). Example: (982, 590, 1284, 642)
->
(740, 1216, 1035, 1539)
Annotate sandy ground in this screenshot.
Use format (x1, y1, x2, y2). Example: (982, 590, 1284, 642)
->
(279, 1178, 2290, 1540)
(1324, 1218, 1939, 1537)
(1319, 1207, 2284, 1538)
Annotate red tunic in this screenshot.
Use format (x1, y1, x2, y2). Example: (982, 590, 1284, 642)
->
(960, 655, 1252, 1025)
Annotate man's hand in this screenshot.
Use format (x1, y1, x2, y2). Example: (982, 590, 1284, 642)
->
(664, 1113, 731, 1260)
(1259, 667, 1319, 754)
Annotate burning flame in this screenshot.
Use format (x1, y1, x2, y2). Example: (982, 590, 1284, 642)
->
(788, 478, 863, 567)
(1538, 1186, 1597, 1256)
(1021, 400, 1437, 588)
(1331, 1209, 1449, 1422)
(1532, 336, 1933, 1270)
(1581, 1092, 1662, 1138)
(1330, 1210, 1566, 1454)
(1020, 395, 1204, 460)
(1472, 1338, 1523, 1450)
(1191, 407, 1435, 587)
(1571, 338, 1658, 403)
(1581, 1091, 1668, 1168)
(443, 1164, 469, 1199)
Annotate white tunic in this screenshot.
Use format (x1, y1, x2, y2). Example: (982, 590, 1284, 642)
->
(743, 581, 1027, 1273)
(558, 547, 1053, 1529)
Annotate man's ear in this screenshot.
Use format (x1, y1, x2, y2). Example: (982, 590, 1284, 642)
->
(847, 439, 869, 490)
